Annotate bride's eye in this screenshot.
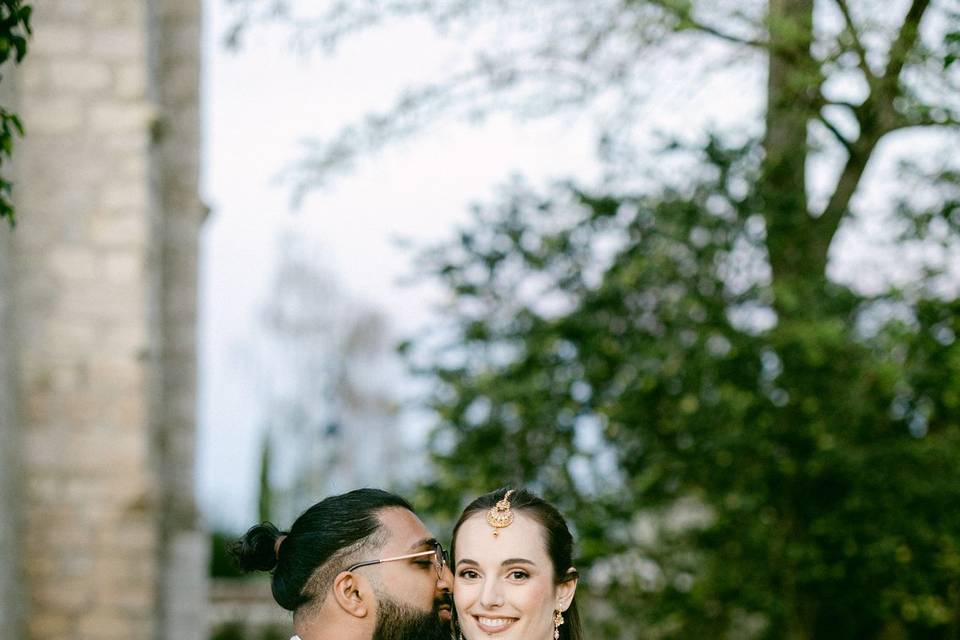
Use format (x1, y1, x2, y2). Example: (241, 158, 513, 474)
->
(458, 569, 480, 580)
(508, 570, 529, 581)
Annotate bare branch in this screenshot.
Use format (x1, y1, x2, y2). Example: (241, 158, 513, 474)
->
(815, 87, 863, 114)
(647, 0, 768, 48)
(816, 112, 855, 154)
(814, 0, 941, 259)
(883, 0, 932, 85)
(285, 54, 608, 201)
(815, 130, 883, 250)
(824, 99, 862, 113)
(682, 18, 768, 48)
(832, 0, 878, 84)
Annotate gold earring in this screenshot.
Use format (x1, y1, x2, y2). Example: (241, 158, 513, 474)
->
(553, 609, 564, 639)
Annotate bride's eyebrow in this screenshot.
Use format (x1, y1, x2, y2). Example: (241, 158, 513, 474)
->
(500, 558, 535, 566)
(454, 558, 537, 568)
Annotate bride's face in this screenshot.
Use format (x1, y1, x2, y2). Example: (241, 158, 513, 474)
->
(453, 512, 575, 640)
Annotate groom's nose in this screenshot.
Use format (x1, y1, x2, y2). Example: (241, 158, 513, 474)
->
(437, 562, 453, 591)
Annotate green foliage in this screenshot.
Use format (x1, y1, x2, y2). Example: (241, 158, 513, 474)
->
(0, 0, 31, 228)
(209, 530, 247, 579)
(258, 435, 273, 523)
(412, 136, 960, 638)
(210, 623, 246, 640)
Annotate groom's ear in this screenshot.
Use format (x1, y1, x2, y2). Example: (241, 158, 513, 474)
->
(332, 570, 372, 618)
(556, 567, 579, 610)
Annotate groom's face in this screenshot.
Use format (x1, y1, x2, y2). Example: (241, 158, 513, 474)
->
(367, 508, 453, 640)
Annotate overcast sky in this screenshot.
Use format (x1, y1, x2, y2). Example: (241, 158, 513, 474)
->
(196, 1, 613, 530)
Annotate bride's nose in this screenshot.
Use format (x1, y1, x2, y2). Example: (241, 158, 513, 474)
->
(479, 577, 505, 608)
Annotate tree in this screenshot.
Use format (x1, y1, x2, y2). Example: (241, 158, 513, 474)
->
(251, 233, 409, 525)
(409, 163, 960, 639)
(0, 0, 31, 227)
(228, 1, 960, 638)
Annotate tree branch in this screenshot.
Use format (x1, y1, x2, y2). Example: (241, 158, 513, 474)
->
(816, 112, 855, 154)
(832, 0, 877, 85)
(815, 134, 879, 248)
(682, 17, 768, 48)
(648, 0, 768, 48)
(883, 0, 932, 85)
(834, 100, 862, 112)
(812, 0, 934, 254)
(817, 92, 863, 113)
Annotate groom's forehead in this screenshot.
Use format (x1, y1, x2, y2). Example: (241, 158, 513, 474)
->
(376, 506, 433, 551)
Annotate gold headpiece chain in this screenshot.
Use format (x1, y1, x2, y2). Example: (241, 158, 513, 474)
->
(486, 489, 516, 537)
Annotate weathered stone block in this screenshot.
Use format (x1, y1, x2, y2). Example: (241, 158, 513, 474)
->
(30, 25, 86, 56)
(77, 613, 132, 638)
(26, 613, 73, 637)
(41, 0, 93, 22)
(115, 62, 149, 100)
(89, 102, 155, 134)
(89, 209, 150, 247)
(48, 60, 113, 93)
(160, 60, 200, 100)
(92, 0, 144, 27)
(22, 97, 84, 134)
(48, 245, 98, 282)
(89, 27, 145, 59)
(98, 324, 149, 354)
(101, 182, 149, 211)
(101, 250, 145, 285)
(33, 578, 90, 609)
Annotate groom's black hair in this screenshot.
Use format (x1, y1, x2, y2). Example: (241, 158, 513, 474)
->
(230, 488, 414, 613)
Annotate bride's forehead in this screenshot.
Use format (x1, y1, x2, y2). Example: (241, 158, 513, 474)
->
(457, 512, 548, 554)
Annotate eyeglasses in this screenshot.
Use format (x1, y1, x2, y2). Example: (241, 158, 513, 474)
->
(347, 540, 449, 579)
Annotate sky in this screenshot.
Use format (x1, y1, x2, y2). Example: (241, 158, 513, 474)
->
(197, 2, 611, 530)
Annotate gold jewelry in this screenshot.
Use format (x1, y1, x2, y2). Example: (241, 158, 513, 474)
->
(553, 609, 564, 639)
(486, 489, 516, 536)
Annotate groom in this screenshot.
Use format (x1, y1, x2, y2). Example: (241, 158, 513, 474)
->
(289, 489, 454, 640)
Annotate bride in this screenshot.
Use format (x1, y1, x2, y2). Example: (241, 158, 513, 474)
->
(449, 487, 583, 640)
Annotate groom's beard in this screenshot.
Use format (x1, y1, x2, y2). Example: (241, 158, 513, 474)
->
(372, 594, 452, 640)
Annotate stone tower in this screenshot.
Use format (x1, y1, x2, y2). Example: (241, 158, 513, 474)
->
(0, 1, 206, 639)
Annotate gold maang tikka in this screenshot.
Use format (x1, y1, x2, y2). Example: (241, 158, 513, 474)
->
(486, 489, 516, 537)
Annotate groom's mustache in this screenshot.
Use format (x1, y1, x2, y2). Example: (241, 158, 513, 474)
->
(436, 591, 453, 622)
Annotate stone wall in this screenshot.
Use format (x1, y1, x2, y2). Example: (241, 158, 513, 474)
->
(3, 1, 205, 638)
(148, 0, 208, 638)
(1, 229, 24, 638)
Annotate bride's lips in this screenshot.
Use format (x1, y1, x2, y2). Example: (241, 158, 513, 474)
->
(473, 615, 518, 634)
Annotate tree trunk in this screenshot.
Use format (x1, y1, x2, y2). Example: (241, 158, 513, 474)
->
(761, 3, 819, 638)
(759, 0, 821, 317)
